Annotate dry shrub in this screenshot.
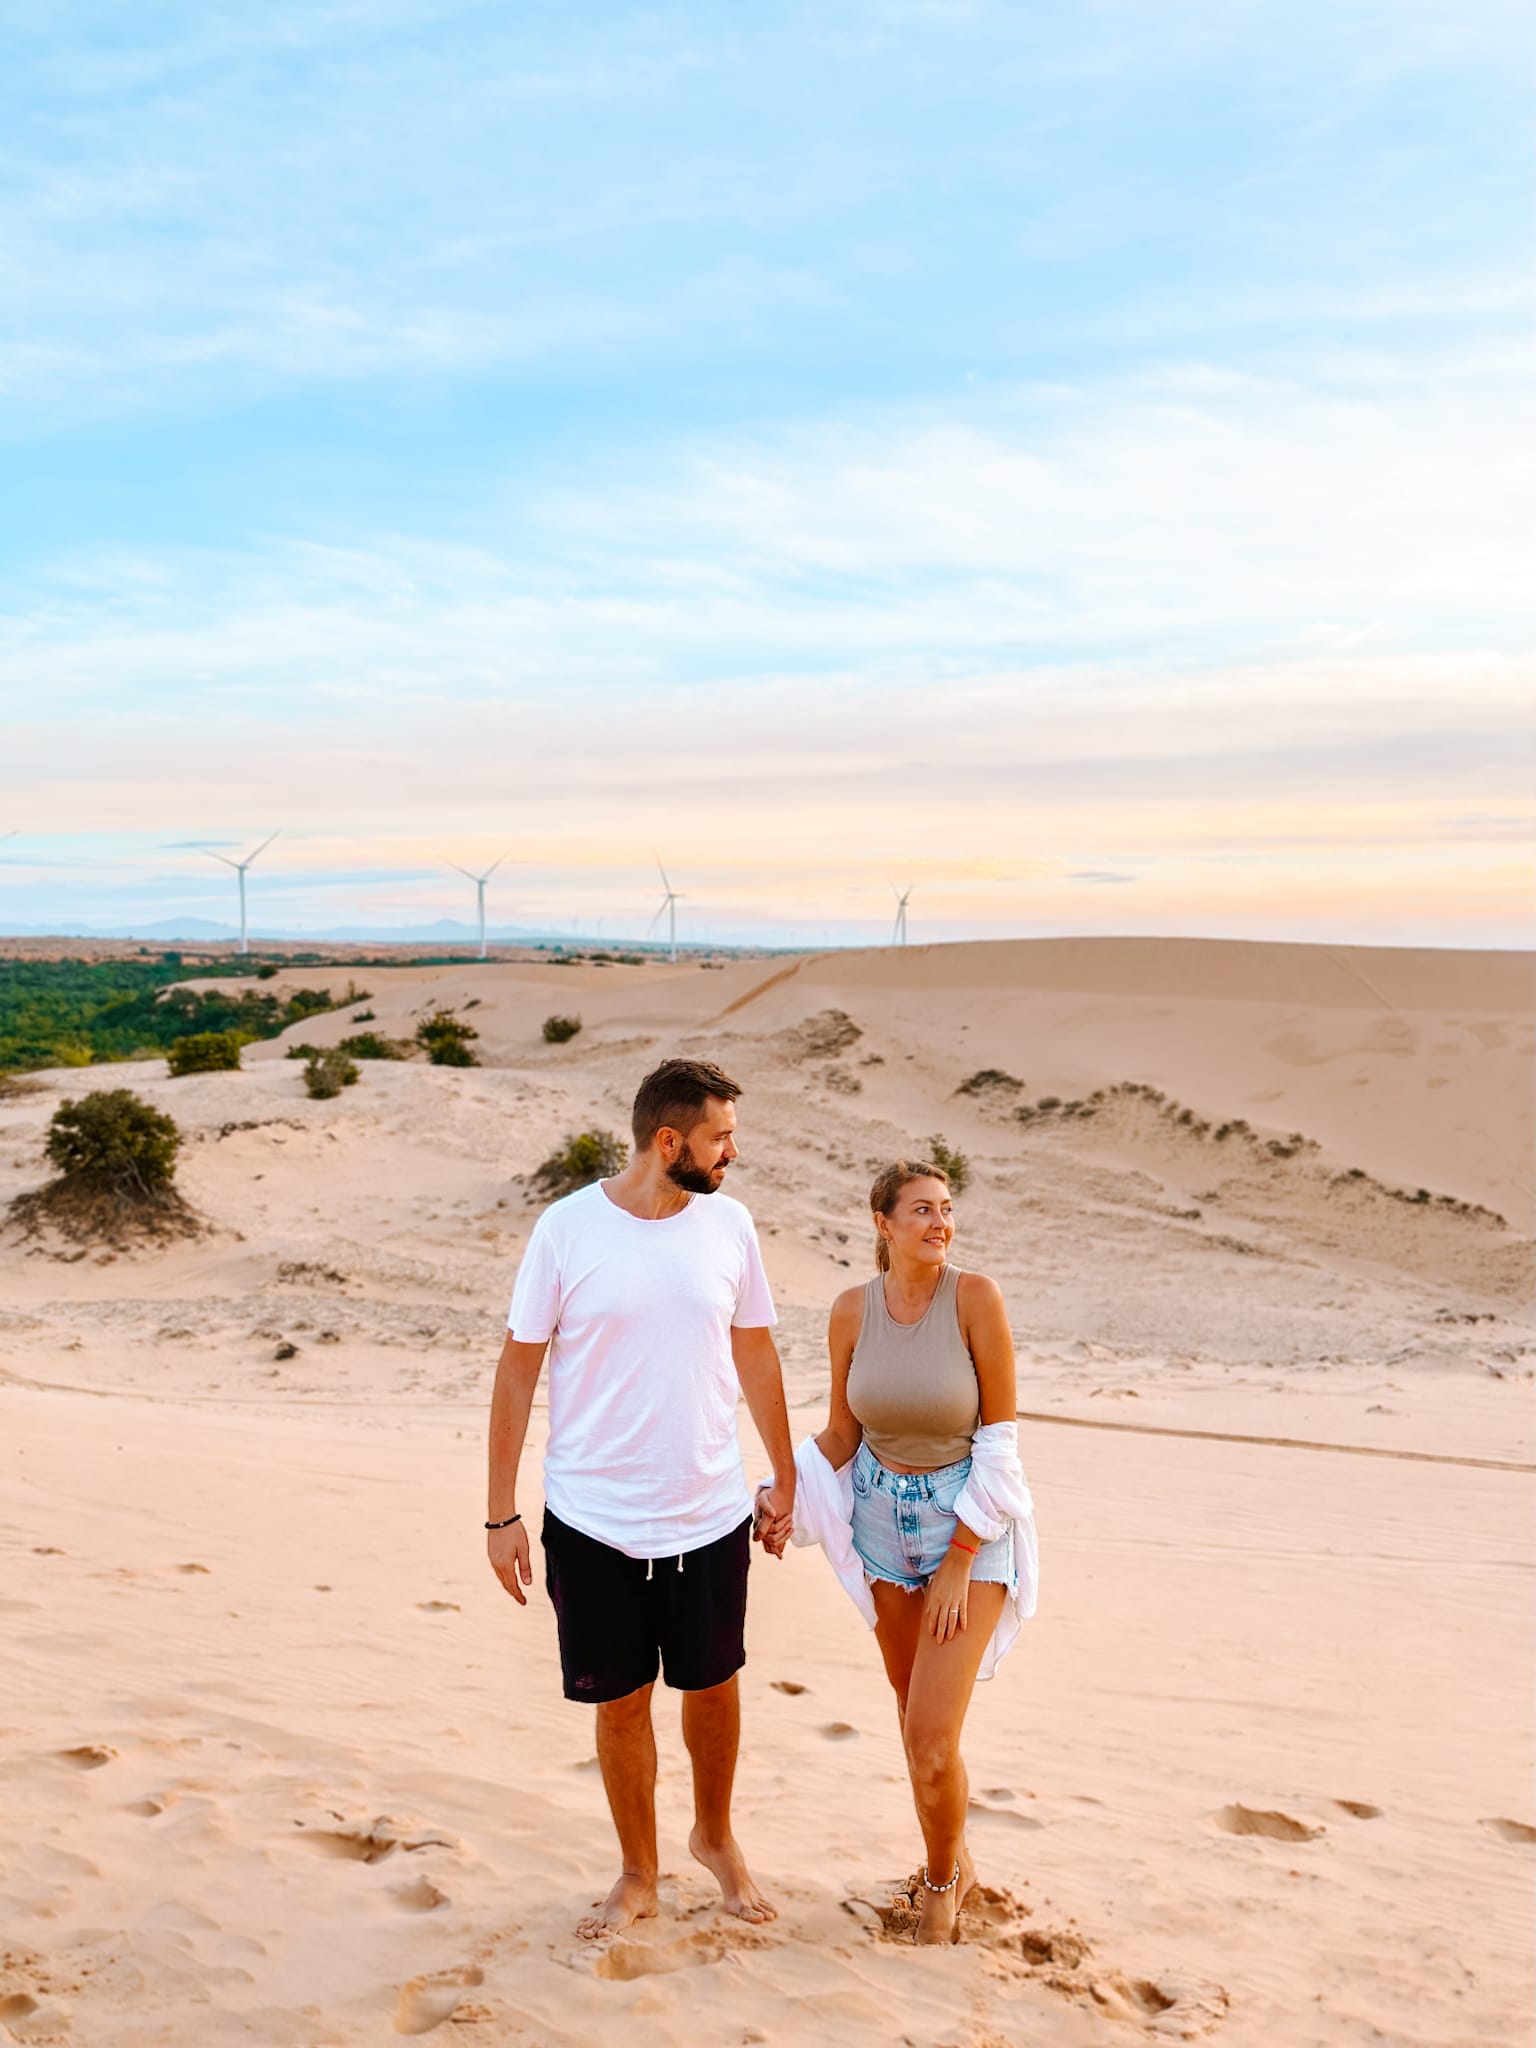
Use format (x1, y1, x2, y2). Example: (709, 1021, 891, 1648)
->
(956, 1068, 1022, 1096)
(304, 1049, 360, 1099)
(789, 1010, 863, 1060)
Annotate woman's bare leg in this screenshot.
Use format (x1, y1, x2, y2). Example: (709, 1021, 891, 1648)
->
(870, 1578, 926, 1726)
(900, 1581, 1008, 1945)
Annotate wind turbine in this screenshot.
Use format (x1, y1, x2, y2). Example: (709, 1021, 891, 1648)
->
(202, 832, 278, 956)
(447, 852, 508, 961)
(651, 857, 683, 964)
(891, 885, 913, 947)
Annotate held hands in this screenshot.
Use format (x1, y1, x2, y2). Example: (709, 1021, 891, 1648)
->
(923, 1544, 973, 1642)
(752, 1479, 795, 1560)
(487, 1521, 533, 1605)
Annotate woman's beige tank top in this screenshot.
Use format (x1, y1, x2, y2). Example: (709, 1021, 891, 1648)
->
(845, 1263, 979, 1469)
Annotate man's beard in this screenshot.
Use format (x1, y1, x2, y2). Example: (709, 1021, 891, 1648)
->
(666, 1139, 726, 1196)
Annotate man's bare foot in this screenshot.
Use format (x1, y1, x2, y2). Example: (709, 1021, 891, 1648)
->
(688, 1823, 777, 1924)
(914, 1840, 976, 1946)
(576, 1870, 659, 1942)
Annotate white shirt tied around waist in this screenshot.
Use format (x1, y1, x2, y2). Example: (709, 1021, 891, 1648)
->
(507, 1180, 777, 1559)
(782, 1421, 1039, 1681)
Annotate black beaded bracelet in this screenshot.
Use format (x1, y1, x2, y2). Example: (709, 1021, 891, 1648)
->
(485, 1512, 523, 1531)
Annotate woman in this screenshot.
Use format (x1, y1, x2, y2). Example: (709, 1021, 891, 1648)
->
(761, 1159, 1037, 1945)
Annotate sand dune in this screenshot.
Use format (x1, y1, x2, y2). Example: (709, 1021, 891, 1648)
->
(1, 937, 1532, 2045)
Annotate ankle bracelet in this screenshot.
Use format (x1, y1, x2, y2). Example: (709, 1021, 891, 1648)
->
(920, 1859, 961, 1894)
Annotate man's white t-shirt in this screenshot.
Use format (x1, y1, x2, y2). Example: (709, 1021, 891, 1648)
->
(507, 1181, 778, 1559)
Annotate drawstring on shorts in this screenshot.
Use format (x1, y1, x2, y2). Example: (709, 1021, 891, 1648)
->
(643, 1554, 686, 1581)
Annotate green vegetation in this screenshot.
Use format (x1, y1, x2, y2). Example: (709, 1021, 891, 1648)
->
(416, 1009, 480, 1067)
(542, 1013, 582, 1044)
(0, 959, 364, 1074)
(286, 1030, 406, 1062)
(10, 1088, 199, 1248)
(166, 1030, 244, 1076)
(533, 1129, 629, 1200)
(338, 1030, 405, 1060)
(922, 1134, 972, 1193)
(45, 1089, 182, 1193)
(304, 1049, 360, 1099)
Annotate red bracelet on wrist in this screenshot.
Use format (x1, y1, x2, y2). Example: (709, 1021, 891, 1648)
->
(949, 1538, 979, 1556)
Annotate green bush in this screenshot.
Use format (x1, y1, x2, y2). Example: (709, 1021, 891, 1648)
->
(338, 1031, 405, 1060)
(922, 1134, 971, 1194)
(304, 1049, 360, 1099)
(167, 1030, 244, 1076)
(542, 1013, 582, 1044)
(533, 1128, 629, 1200)
(284, 987, 339, 1022)
(45, 1090, 182, 1194)
(415, 1009, 480, 1067)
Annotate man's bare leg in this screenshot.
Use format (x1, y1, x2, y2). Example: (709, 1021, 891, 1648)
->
(578, 1682, 661, 1940)
(681, 1674, 775, 1923)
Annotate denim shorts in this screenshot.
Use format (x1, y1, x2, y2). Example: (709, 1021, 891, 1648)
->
(850, 1441, 1014, 1593)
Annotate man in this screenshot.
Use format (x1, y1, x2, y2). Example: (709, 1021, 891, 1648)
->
(486, 1057, 796, 1941)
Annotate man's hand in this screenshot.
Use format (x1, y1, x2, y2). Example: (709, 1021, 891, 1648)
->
(753, 1479, 795, 1560)
(487, 1521, 533, 1604)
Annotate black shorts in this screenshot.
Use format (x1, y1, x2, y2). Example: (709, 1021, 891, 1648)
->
(541, 1507, 751, 1705)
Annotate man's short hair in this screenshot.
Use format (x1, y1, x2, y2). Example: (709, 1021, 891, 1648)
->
(631, 1058, 742, 1151)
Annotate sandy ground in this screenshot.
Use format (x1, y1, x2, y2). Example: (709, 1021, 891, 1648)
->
(2, 936, 1533, 2046)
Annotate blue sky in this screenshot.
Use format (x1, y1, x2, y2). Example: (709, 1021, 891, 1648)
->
(2, 0, 1532, 945)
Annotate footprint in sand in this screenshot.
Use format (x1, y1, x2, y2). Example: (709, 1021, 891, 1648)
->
(770, 1680, 808, 1695)
(393, 1963, 483, 2034)
(416, 1601, 461, 1613)
(1480, 1817, 1536, 1845)
(1215, 1803, 1324, 1842)
(57, 1744, 116, 1770)
(1331, 1800, 1382, 1820)
(589, 1922, 773, 1981)
(0, 1991, 74, 2040)
(969, 1795, 1044, 1830)
(297, 1816, 452, 1863)
(175, 1562, 211, 1575)
(1092, 1971, 1231, 2038)
(392, 1876, 449, 1912)
(820, 1722, 858, 1740)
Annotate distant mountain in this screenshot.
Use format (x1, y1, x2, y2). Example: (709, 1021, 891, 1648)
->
(0, 913, 671, 949)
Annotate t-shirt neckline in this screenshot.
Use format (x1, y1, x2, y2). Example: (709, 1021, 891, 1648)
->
(595, 1179, 699, 1226)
